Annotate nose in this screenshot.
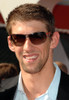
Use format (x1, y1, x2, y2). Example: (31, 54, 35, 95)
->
(23, 37, 33, 52)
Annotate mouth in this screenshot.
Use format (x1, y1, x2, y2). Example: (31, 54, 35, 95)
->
(23, 54, 38, 62)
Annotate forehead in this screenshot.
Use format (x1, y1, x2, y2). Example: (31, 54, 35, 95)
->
(11, 20, 47, 34)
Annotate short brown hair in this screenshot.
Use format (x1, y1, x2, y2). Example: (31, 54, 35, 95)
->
(6, 3, 55, 35)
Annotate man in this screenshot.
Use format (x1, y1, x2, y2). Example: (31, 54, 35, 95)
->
(1, 3, 69, 100)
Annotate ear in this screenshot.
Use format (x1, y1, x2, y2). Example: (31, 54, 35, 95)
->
(50, 32, 60, 49)
(7, 36, 15, 52)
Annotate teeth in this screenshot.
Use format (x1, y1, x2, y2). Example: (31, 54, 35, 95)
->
(25, 56, 37, 60)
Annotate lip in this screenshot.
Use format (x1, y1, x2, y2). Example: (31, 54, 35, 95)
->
(23, 54, 38, 63)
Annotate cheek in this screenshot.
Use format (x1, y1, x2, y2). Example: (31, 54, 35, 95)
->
(14, 47, 23, 59)
(40, 43, 50, 59)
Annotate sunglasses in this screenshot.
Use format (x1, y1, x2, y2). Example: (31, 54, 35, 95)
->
(9, 32, 50, 46)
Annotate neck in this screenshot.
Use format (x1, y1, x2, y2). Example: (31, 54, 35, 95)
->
(21, 62, 55, 100)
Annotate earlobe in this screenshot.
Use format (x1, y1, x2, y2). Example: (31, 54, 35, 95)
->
(50, 32, 60, 49)
(7, 36, 15, 52)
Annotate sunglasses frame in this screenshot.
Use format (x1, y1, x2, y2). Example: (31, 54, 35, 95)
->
(9, 32, 51, 46)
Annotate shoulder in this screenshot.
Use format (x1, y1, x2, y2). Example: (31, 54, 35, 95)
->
(57, 71, 69, 100)
(60, 71, 69, 88)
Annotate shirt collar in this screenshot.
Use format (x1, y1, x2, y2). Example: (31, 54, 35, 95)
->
(18, 72, 25, 94)
(48, 62, 61, 100)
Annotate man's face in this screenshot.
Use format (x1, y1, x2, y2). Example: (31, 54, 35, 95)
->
(8, 20, 51, 74)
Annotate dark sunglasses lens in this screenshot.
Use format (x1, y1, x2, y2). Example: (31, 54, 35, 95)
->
(10, 32, 46, 46)
(11, 34, 25, 46)
(29, 32, 46, 45)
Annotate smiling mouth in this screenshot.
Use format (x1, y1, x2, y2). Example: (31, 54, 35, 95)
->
(24, 55, 37, 60)
(23, 54, 38, 62)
